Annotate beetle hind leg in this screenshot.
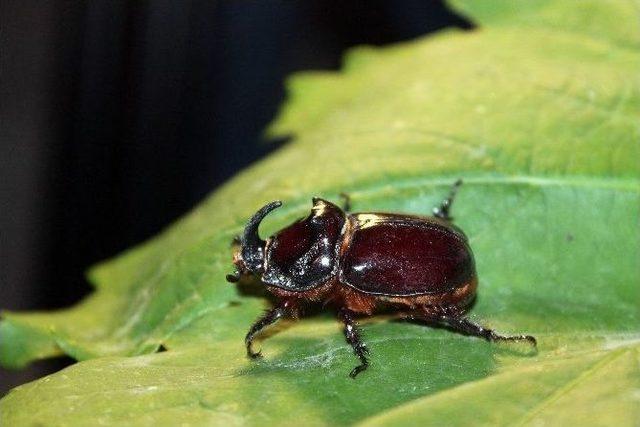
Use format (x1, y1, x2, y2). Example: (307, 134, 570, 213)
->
(338, 308, 370, 378)
(441, 315, 537, 347)
(433, 179, 463, 221)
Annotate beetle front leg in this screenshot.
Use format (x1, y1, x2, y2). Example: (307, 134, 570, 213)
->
(338, 308, 370, 378)
(441, 316, 537, 347)
(433, 179, 463, 221)
(245, 300, 295, 358)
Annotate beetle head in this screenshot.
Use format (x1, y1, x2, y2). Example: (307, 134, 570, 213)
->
(227, 200, 282, 282)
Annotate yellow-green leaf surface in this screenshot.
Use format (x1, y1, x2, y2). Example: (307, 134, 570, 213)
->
(2, 1, 639, 425)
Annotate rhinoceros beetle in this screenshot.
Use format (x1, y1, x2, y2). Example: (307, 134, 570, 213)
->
(227, 180, 536, 378)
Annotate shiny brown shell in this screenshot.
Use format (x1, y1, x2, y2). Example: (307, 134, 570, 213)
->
(340, 213, 475, 296)
(261, 199, 476, 303)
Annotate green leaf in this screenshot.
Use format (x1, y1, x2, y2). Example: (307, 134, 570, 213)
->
(2, 1, 639, 425)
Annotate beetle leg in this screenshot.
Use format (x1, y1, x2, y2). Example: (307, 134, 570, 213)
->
(245, 301, 294, 358)
(441, 316, 537, 347)
(339, 192, 352, 212)
(433, 179, 463, 221)
(338, 308, 370, 378)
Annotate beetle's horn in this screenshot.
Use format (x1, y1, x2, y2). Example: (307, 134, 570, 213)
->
(241, 200, 282, 272)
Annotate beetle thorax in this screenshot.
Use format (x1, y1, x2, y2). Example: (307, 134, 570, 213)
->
(260, 198, 347, 292)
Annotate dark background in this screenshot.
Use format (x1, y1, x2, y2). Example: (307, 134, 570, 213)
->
(0, 0, 471, 395)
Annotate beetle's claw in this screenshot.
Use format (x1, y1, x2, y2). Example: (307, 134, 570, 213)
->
(524, 335, 537, 347)
(349, 363, 368, 379)
(497, 333, 538, 349)
(508, 334, 537, 347)
(247, 344, 263, 359)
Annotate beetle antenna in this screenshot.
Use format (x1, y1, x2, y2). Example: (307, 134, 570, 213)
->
(226, 271, 240, 283)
